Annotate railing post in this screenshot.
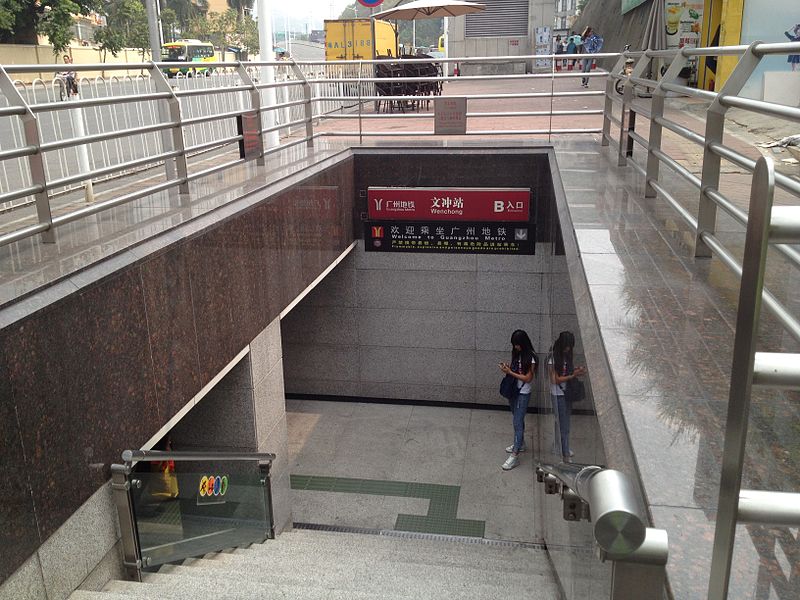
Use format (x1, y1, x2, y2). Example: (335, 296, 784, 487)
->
(618, 54, 650, 167)
(605, 528, 669, 600)
(110, 464, 143, 582)
(602, 54, 627, 147)
(358, 60, 364, 144)
(259, 460, 276, 539)
(695, 42, 761, 257)
(149, 63, 190, 196)
(288, 60, 315, 148)
(644, 51, 689, 198)
(707, 157, 775, 600)
(236, 63, 265, 166)
(0, 65, 54, 243)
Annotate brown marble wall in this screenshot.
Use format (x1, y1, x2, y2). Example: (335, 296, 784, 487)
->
(0, 158, 354, 585)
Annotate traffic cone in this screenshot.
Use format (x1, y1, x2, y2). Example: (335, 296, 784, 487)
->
(592, 58, 597, 70)
(454, 64, 460, 76)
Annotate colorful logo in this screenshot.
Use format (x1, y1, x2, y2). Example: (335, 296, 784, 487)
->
(198, 474, 229, 498)
(371, 226, 384, 238)
(358, 0, 384, 6)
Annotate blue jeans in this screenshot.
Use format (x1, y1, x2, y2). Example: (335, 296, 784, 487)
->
(509, 392, 531, 453)
(581, 57, 592, 85)
(551, 393, 571, 456)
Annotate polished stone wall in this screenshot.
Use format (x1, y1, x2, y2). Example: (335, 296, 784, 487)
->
(0, 158, 354, 596)
(283, 149, 588, 407)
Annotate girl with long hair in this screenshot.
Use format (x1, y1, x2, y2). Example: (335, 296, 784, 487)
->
(548, 331, 586, 461)
(498, 329, 537, 471)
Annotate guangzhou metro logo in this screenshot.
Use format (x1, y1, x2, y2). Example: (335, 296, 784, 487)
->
(198, 475, 229, 498)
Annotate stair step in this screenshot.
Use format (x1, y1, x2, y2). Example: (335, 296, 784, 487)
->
(226, 540, 548, 575)
(148, 558, 558, 598)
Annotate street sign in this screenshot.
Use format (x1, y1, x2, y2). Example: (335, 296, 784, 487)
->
(434, 97, 467, 135)
(367, 187, 530, 221)
(358, 0, 384, 6)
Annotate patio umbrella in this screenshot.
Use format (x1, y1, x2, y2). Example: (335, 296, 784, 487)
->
(371, 0, 486, 20)
(641, 0, 666, 51)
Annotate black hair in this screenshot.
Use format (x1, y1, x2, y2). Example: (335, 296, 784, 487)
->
(510, 329, 537, 375)
(552, 331, 576, 374)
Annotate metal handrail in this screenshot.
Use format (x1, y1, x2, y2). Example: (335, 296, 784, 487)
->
(537, 463, 648, 555)
(122, 449, 276, 463)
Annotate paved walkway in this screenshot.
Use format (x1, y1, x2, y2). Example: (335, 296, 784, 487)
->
(286, 399, 599, 543)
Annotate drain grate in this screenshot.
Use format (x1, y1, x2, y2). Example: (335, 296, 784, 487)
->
(292, 522, 548, 550)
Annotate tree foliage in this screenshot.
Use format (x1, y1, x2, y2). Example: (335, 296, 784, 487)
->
(93, 0, 149, 58)
(338, 1, 443, 51)
(0, 0, 103, 54)
(187, 8, 258, 54)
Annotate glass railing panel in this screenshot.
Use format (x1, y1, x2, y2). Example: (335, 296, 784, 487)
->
(130, 460, 271, 568)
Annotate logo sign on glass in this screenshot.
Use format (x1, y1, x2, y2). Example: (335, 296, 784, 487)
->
(365, 187, 534, 255)
(197, 474, 229, 505)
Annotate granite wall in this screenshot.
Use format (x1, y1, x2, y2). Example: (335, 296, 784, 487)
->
(0, 158, 355, 598)
(282, 149, 589, 408)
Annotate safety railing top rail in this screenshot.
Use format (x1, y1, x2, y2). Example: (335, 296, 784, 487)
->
(122, 449, 276, 464)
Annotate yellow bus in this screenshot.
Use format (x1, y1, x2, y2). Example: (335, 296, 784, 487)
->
(161, 39, 215, 76)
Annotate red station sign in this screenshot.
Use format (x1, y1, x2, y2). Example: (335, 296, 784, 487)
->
(367, 187, 531, 222)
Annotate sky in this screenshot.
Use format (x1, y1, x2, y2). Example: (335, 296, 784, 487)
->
(262, 0, 356, 32)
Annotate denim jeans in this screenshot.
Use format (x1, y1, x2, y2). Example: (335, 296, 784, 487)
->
(551, 393, 571, 456)
(581, 57, 592, 85)
(509, 392, 531, 453)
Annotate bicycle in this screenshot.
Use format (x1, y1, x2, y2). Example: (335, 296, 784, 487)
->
(55, 73, 78, 102)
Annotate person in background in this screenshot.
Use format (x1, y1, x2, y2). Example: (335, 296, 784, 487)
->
(786, 24, 800, 71)
(499, 329, 537, 471)
(548, 331, 586, 461)
(553, 35, 563, 71)
(61, 54, 78, 96)
(566, 32, 578, 70)
(580, 26, 604, 87)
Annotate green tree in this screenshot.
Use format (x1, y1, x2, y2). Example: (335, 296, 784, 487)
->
(0, 0, 103, 54)
(577, 0, 590, 13)
(163, 0, 207, 36)
(161, 7, 178, 42)
(93, 0, 149, 58)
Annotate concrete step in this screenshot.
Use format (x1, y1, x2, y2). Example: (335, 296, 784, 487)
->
(100, 573, 421, 600)
(269, 528, 545, 562)
(225, 540, 549, 576)
(145, 558, 559, 599)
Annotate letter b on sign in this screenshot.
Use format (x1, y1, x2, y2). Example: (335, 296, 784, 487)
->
(494, 201, 504, 213)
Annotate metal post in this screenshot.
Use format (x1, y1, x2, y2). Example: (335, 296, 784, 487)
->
(605, 528, 669, 600)
(707, 157, 775, 600)
(67, 83, 94, 203)
(258, 460, 276, 539)
(236, 63, 266, 166)
(602, 54, 627, 147)
(149, 64, 189, 196)
(0, 66, 54, 243)
(644, 52, 689, 198)
(288, 60, 314, 148)
(618, 54, 650, 167)
(110, 464, 143, 582)
(257, 0, 280, 148)
(695, 42, 760, 257)
(358, 60, 363, 144)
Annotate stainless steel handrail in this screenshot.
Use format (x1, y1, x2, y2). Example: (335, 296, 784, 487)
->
(537, 463, 648, 555)
(122, 449, 276, 463)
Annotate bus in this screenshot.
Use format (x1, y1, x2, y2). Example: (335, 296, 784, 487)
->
(161, 39, 216, 77)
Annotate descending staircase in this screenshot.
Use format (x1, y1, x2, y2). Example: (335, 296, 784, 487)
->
(69, 528, 562, 600)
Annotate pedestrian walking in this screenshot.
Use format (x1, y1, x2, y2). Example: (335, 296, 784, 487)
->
(548, 331, 586, 461)
(566, 32, 577, 70)
(499, 329, 537, 471)
(579, 27, 603, 87)
(786, 24, 800, 71)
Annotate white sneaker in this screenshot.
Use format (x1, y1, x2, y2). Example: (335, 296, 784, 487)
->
(502, 455, 519, 470)
(505, 444, 527, 453)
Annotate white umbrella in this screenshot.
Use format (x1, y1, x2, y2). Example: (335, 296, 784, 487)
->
(371, 0, 486, 21)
